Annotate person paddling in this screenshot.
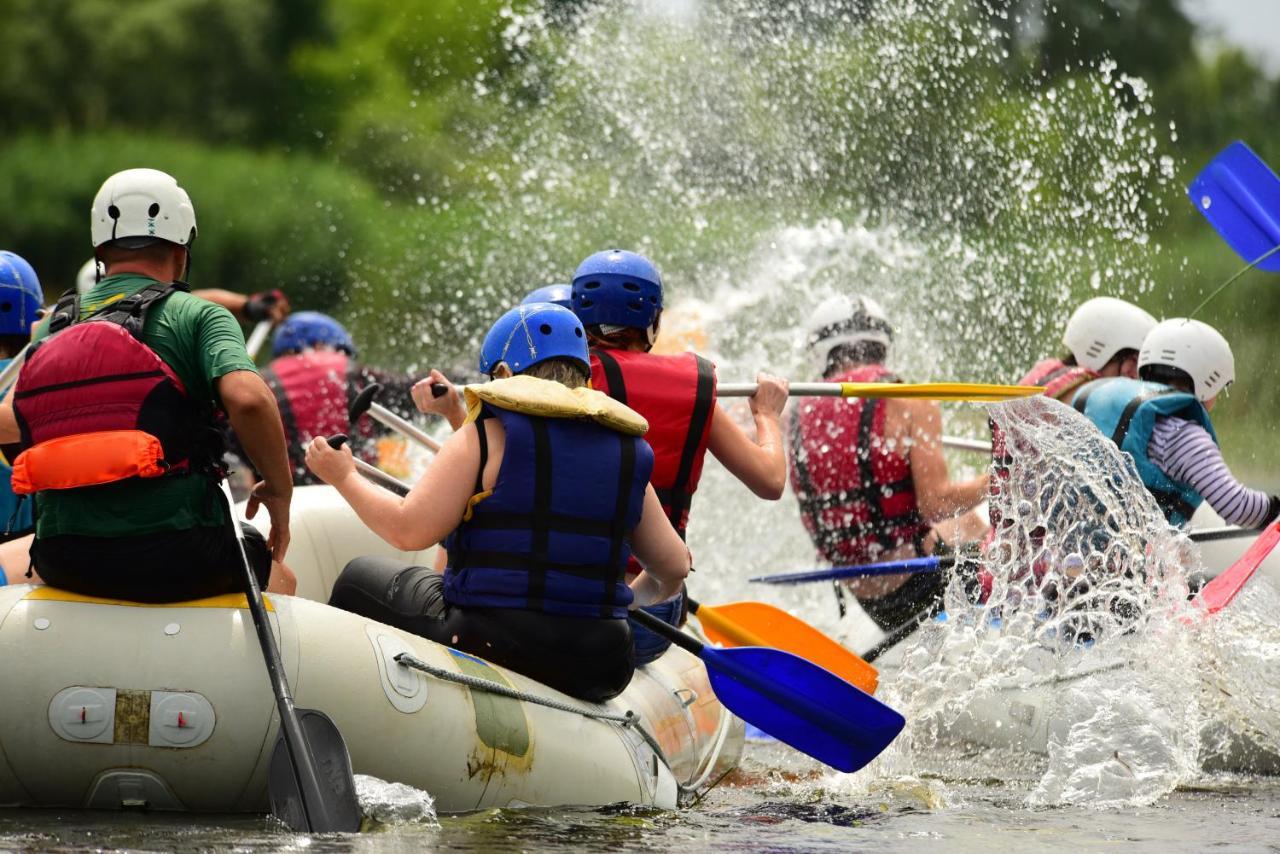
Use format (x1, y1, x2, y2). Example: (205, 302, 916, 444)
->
(0, 252, 43, 586)
(790, 295, 989, 632)
(1072, 318, 1280, 529)
(569, 249, 788, 664)
(243, 311, 425, 485)
(77, 257, 291, 327)
(308, 302, 689, 702)
(0, 168, 296, 600)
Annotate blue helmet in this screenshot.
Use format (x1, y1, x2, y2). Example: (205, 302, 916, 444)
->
(0, 251, 44, 337)
(272, 311, 355, 357)
(521, 284, 573, 308)
(479, 303, 589, 377)
(571, 249, 663, 330)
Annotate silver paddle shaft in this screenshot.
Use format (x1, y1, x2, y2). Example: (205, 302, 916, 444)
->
(367, 402, 442, 452)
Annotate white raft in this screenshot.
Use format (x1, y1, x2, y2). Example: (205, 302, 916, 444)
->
(0, 486, 742, 813)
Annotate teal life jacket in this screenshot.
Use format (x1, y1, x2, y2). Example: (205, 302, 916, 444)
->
(0, 357, 32, 537)
(1071, 377, 1217, 527)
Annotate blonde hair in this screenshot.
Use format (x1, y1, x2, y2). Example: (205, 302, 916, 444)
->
(521, 357, 590, 388)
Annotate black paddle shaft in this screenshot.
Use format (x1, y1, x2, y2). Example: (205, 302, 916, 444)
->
(629, 607, 703, 657)
(221, 484, 358, 832)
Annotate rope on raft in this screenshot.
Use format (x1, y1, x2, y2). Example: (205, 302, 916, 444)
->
(394, 652, 671, 766)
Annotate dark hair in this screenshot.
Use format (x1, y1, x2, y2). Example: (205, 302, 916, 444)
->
(1104, 348, 1139, 370)
(585, 324, 649, 350)
(824, 341, 887, 377)
(1139, 363, 1194, 394)
(1061, 352, 1078, 367)
(521, 357, 590, 388)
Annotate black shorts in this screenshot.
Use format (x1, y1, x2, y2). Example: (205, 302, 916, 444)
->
(32, 523, 272, 604)
(329, 557, 635, 703)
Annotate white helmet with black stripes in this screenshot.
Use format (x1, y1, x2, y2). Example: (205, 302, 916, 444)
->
(1139, 317, 1234, 402)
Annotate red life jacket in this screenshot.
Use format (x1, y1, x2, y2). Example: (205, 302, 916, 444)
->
(262, 351, 377, 483)
(10, 283, 214, 495)
(788, 365, 929, 566)
(589, 349, 717, 538)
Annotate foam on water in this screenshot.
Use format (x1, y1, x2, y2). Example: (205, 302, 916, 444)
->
(355, 774, 440, 828)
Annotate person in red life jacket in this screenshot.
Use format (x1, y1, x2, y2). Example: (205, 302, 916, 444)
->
(248, 311, 427, 485)
(791, 295, 990, 633)
(0, 251, 43, 587)
(0, 168, 296, 601)
(569, 249, 789, 665)
(308, 302, 690, 702)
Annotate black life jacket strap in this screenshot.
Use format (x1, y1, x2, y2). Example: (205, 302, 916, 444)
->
(526, 417, 555, 611)
(592, 348, 628, 405)
(664, 354, 715, 534)
(473, 415, 490, 497)
(602, 433, 638, 617)
(1072, 379, 1101, 415)
(1111, 388, 1179, 447)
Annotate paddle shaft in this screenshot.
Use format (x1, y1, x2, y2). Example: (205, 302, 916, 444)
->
(862, 608, 934, 665)
(220, 482, 333, 832)
(751, 555, 951, 586)
(716, 381, 1038, 400)
(631, 607, 703, 656)
(687, 599, 770, 647)
(327, 434, 413, 496)
(1191, 242, 1280, 318)
(942, 435, 992, 453)
(245, 320, 273, 360)
(0, 343, 31, 394)
(368, 401, 442, 452)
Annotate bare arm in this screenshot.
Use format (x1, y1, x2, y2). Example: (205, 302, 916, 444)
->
(306, 417, 485, 552)
(193, 289, 290, 323)
(220, 370, 294, 560)
(0, 385, 17, 445)
(705, 372, 789, 500)
(905, 399, 989, 522)
(628, 485, 691, 608)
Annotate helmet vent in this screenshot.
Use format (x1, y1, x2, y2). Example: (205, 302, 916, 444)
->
(0, 302, 11, 312)
(574, 327, 583, 338)
(539, 323, 553, 335)
(1161, 349, 1177, 359)
(583, 280, 601, 290)
(107, 205, 121, 219)
(1086, 340, 1104, 357)
(148, 203, 160, 217)
(623, 281, 640, 292)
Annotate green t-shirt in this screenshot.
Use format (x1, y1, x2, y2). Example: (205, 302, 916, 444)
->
(32, 274, 258, 538)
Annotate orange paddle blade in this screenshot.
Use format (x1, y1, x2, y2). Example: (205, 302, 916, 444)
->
(695, 601, 878, 695)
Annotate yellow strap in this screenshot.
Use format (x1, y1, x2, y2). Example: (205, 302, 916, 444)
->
(463, 375, 649, 436)
(23, 587, 274, 611)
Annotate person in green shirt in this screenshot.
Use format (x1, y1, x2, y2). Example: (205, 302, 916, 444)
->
(0, 168, 295, 601)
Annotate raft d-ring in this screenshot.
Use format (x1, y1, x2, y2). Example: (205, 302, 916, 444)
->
(673, 687, 697, 708)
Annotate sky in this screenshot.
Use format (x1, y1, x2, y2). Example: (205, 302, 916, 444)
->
(1183, 0, 1280, 74)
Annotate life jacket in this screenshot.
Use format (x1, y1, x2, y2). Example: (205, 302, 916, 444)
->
(0, 358, 31, 535)
(589, 349, 716, 538)
(10, 283, 217, 496)
(988, 358, 1100, 536)
(788, 365, 930, 566)
(1071, 377, 1216, 527)
(262, 351, 376, 483)
(443, 375, 655, 619)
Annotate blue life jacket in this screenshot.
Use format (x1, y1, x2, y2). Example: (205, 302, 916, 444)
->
(0, 358, 32, 536)
(443, 402, 655, 618)
(1071, 377, 1217, 527)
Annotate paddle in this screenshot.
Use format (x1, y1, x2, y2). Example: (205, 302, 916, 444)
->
(0, 343, 30, 393)
(220, 480, 360, 832)
(350, 383, 441, 452)
(245, 320, 274, 360)
(326, 434, 414, 495)
(1194, 519, 1280, 616)
(942, 435, 992, 453)
(689, 599, 878, 694)
(1187, 140, 1280, 315)
(628, 608, 904, 772)
(751, 555, 950, 586)
(710, 381, 1041, 402)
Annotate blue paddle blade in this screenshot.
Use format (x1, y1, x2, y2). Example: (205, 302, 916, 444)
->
(700, 645, 905, 773)
(1188, 140, 1280, 272)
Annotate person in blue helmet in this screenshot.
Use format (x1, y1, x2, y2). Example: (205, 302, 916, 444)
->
(570, 249, 789, 665)
(0, 251, 43, 586)
(522, 283, 573, 308)
(230, 311, 432, 485)
(307, 302, 690, 702)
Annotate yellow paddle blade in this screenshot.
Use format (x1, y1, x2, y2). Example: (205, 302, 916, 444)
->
(696, 601, 878, 695)
(838, 381, 1043, 401)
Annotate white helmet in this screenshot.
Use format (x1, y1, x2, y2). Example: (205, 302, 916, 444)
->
(1062, 296, 1157, 372)
(90, 168, 197, 250)
(75, 258, 102, 295)
(805, 294, 893, 357)
(1139, 318, 1234, 402)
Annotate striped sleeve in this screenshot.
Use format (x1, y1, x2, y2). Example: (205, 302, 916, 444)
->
(1148, 417, 1274, 528)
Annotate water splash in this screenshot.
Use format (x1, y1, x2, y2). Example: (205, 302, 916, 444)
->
(355, 774, 440, 828)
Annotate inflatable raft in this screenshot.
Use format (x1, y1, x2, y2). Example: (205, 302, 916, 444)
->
(0, 486, 742, 814)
